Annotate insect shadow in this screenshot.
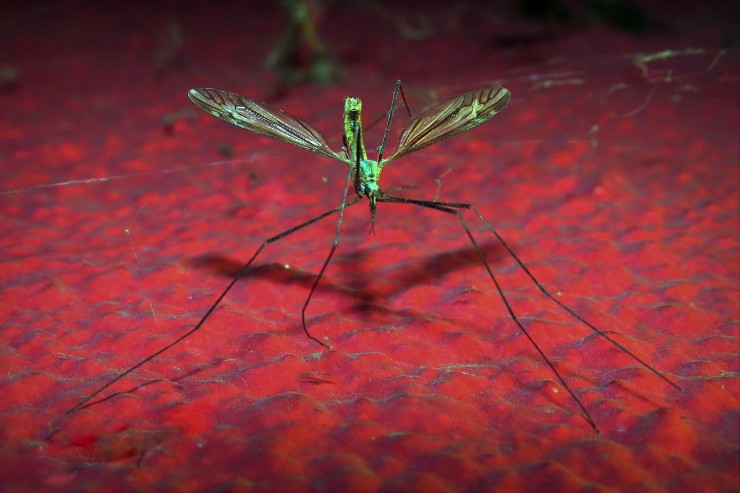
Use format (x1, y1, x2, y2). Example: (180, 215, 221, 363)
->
(189, 239, 505, 322)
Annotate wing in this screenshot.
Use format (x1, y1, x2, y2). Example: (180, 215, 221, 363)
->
(188, 88, 348, 164)
(382, 86, 511, 164)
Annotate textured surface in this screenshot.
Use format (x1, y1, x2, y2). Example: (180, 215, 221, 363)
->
(1, 1, 738, 492)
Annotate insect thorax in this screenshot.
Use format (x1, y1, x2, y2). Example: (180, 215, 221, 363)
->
(357, 159, 381, 199)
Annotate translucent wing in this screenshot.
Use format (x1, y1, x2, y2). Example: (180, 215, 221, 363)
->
(383, 86, 511, 164)
(188, 88, 348, 163)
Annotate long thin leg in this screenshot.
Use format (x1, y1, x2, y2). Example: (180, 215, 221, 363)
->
(378, 194, 598, 431)
(301, 167, 359, 349)
(64, 195, 363, 415)
(377, 79, 411, 162)
(390, 196, 681, 390)
(380, 194, 680, 431)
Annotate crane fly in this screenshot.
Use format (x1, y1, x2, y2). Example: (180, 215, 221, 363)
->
(63, 80, 681, 433)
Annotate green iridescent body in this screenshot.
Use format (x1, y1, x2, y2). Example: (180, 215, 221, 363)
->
(342, 97, 382, 223)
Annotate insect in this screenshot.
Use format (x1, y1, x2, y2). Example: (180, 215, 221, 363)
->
(64, 80, 680, 432)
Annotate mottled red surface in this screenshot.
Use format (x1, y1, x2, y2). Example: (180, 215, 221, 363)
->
(1, 1, 738, 492)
